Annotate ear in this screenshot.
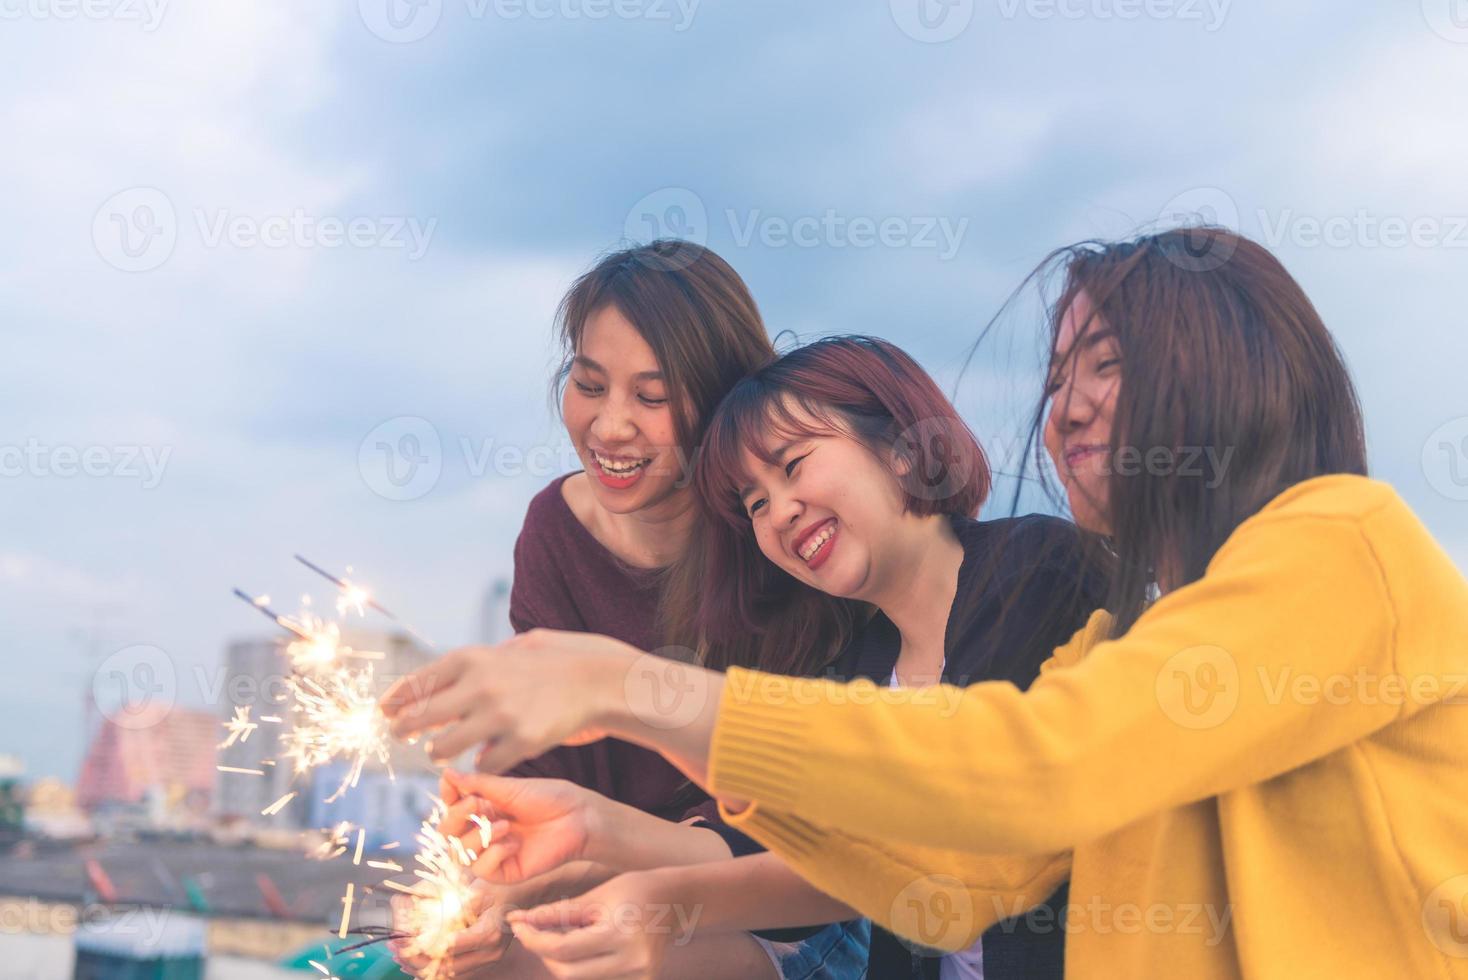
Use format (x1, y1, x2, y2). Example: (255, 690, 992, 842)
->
(888, 444, 914, 478)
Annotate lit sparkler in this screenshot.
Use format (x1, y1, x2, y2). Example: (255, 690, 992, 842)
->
(389, 796, 481, 980)
(280, 670, 393, 803)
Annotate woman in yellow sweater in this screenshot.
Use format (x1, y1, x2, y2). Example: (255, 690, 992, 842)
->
(383, 227, 1468, 979)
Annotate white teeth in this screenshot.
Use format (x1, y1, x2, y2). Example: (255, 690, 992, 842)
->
(799, 522, 836, 561)
(594, 451, 650, 475)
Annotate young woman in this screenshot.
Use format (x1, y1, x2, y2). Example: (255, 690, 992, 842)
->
(384, 227, 1468, 979)
(391, 240, 869, 980)
(388, 239, 782, 979)
(390, 336, 1108, 979)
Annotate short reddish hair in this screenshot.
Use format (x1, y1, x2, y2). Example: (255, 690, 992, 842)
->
(688, 336, 991, 674)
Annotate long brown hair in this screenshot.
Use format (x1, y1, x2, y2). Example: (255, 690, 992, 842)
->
(1016, 226, 1367, 635)
(553, 241, 778, 659)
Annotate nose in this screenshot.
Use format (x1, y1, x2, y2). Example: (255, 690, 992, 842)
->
(768, 486, 804, 538)
(590, 393, 638, 444)
(1051, 379, 1095, 435)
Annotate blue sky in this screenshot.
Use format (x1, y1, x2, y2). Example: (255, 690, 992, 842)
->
(3, 0, 1466, 780)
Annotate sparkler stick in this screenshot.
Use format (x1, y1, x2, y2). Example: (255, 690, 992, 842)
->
(294, 555, 400, 621)
(232, 589, 311, 640)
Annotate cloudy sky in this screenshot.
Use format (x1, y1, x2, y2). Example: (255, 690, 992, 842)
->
(3, 0, 1466, 780)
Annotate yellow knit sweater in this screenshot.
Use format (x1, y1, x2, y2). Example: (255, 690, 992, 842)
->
(708, 475, 1468, 978)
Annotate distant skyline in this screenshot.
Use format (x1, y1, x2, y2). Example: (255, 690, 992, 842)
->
(3, 1, 1466, 780)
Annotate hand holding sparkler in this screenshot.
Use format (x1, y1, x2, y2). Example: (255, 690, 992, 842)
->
(378, 630, 642, 771)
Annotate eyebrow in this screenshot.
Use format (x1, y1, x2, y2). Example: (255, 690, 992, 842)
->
(1048, 328, 1118, 374)
(573, 354, 663, 382)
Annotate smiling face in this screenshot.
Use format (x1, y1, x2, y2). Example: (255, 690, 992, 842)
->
(1043, 289, 1122, 535)
(560, 304, 686, 515)
(737, 404, 912, 602)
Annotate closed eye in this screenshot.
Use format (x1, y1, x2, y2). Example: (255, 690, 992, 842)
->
(784, 451, 811, 477)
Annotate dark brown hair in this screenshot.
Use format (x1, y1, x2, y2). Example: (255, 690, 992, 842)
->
(554, 240, 775, 455)
(1017, 226, 1367, 635)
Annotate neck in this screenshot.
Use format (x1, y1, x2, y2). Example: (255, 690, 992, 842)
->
(601, 487, 697, 569)
(870, 514, 965, 668)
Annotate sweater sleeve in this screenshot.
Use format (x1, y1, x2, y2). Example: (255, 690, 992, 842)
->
(708, 505, 1421, 857)
(719, 802, 1072, 952)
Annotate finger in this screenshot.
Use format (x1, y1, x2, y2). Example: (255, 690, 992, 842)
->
(469, 835, 521, 881)
(440, 770, 461, 807)
(426, 715, 505, 763)
(511, 919, 618, 963)
(475, 735, 536, 776)
(380, 653, 467, 718)
(390, 681, 480, 743)
(438, 795, 494, 837)
(507, 897, 596, 931)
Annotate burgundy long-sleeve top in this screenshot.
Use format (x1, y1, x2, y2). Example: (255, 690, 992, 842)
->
(506, 474, 707, 822)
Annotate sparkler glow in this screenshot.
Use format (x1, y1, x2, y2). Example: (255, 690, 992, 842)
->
(390, 796, 482, 980)
(218, 706, 259, 749)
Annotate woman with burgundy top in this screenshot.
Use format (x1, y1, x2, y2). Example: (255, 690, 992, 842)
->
(392, 240, 869, 979)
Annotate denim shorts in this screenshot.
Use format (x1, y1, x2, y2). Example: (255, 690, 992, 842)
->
(754, 919, 871, 980)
